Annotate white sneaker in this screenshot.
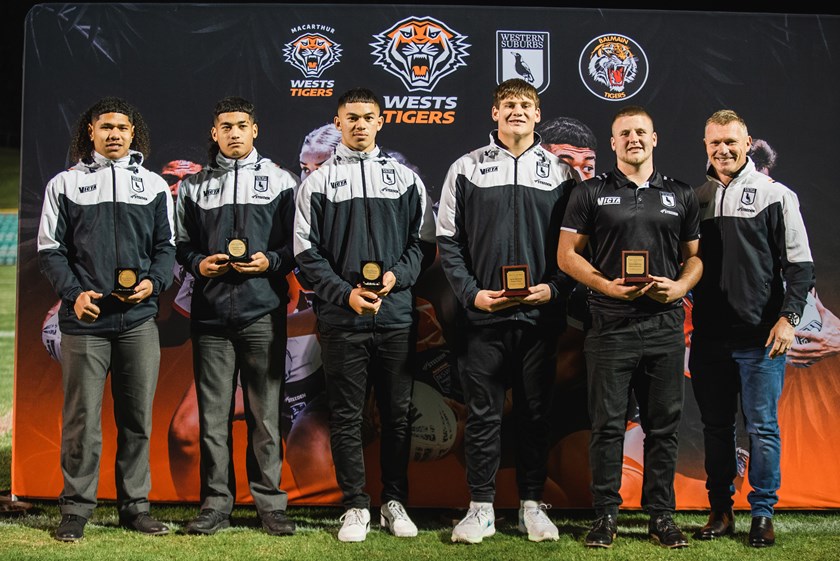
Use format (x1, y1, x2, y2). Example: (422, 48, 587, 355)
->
(518, 500, 559, 542)
(380, 500, 418, 537)
(451, 501, 495, 544)
(338, 508, 370, 542)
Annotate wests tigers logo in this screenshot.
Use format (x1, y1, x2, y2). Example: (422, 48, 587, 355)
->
(579, 34, 648, 101)
(283, 33, 342, 78)
(371, 16, 469, 92)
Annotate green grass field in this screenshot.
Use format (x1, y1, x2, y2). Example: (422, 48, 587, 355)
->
(1, 149, 839, 559)
(0, 147, 20, 210)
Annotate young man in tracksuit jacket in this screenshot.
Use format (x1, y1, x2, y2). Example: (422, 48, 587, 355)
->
(558, 106, 701, 549)
(38, 97, 175, 541)
(294, 88, 435, 542)
(175, 97, 298, 536)
(690, 110, 815, 548)
(437, 79, 578, 545)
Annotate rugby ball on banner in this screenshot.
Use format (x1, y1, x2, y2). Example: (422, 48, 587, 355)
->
(789, 291, 823, 366)
(41, 301, 62, 363)
(409, 382, 457, 461)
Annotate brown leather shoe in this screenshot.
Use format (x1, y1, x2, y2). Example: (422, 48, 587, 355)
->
(695, 509, 735, 539)
(749, 516, 775, 547)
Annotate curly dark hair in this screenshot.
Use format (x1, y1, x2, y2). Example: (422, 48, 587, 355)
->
(207, 96, 258, 162)
(69, 97, 150, 163)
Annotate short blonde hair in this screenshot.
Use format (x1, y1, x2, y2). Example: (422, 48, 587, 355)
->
(706, 109, 748, 135)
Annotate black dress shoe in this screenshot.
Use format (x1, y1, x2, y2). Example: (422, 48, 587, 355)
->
(649, 514, 689, 548)
(261, 509, 296, 536)
(120, 512, 170, 535)
(585, 514, 617, 548)
(749, 516, 775, 547)
(185, 509, 230, 535)
(55, 514, 87, 542)
(695, 509, 735, 539)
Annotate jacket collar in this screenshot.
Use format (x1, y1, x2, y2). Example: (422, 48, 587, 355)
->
(213, 148, 261, 171)
(334, 142, 381, 163)
(488, 130, 544, 159)
(611, 165, 665, 190)
(85, 149, 143, 171)
(705, 157, 756, 187)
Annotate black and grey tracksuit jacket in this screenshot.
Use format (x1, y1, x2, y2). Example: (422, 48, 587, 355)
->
(175, 149, 298, 330)
(692, 158, 815, 345)
(293, 143, 435, 330)
(436, 133, 579, 327)
(37, 150, 175, 335)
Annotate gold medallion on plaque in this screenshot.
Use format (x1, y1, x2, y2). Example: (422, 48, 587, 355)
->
(360, 260, 384, 291)
(226, 237, 250, 262)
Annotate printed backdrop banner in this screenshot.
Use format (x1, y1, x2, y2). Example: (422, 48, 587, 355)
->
(14, 4, 840, 508)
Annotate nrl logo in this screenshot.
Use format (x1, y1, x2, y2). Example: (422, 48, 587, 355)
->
(660, 192, 675, 208)
(579, 34, 648, 101)
(382, 168, 396, 186)
(254, 176, 269, 192)
(741, 187, 756, 205)
(283, 33, 342, 78)
(496, 31, 550, 94)
(370, 16, 470, 92)
(131, 176, 144, 193)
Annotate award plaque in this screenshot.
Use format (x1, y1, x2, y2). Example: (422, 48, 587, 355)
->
(226, 237, 250, 262)
(114, 267, 138, 294)
(622, 250, 653, 284)
(502, 264, 530, 297)
(360, 260, 384, 291)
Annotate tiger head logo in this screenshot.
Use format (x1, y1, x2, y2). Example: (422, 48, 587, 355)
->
(588, 41, 638, 93)
(371, 16, 470, 92)
(283, 33, 342, 78)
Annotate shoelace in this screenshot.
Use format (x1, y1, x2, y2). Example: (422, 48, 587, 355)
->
(462, 506, 493, 526)
(340, 509, 366, 526)
(386, 501, 409, 521)
(524, 503, 552, 524)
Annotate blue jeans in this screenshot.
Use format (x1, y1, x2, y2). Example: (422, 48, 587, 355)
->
(689, 339, 786, 518)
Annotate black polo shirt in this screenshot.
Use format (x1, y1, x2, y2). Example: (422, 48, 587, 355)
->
(561, 166, 700, 317)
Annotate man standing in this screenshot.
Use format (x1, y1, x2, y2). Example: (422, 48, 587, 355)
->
(690, 110, 815, 547)
(557, 106, 701, 549)
(294, 88, 434, 542)
(437, 78, 577, 545)
(38, 97, 175, 541)
(176, 97, 298, 536)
